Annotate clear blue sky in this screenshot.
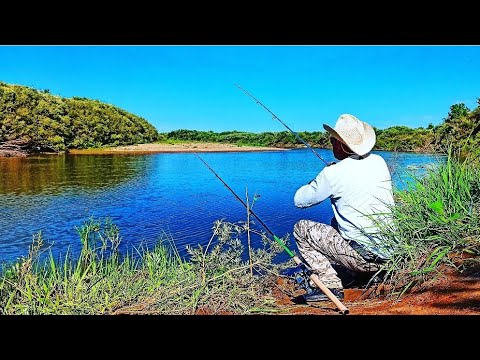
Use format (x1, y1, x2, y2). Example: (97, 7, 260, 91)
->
(0, 46, 479, 133)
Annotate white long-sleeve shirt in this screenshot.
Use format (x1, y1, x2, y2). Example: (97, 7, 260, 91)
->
(294, 153, 395, 259)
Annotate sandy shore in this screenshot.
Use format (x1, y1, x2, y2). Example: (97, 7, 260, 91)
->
(68, 142, 288, 155)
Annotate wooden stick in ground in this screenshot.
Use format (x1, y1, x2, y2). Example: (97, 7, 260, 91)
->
(245, 186, 253, 276)
(293, 256, 349, 315)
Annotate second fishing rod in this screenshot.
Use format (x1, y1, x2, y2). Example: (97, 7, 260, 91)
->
(234, 83, 330, 166)
(193, 152, 349, 315)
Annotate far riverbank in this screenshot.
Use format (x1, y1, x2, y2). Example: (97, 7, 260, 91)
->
(68, 142, 288, 155)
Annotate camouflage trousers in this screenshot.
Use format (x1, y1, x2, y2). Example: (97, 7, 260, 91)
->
(293, 219, 382, 289)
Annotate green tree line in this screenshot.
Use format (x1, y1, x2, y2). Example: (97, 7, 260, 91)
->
(164, 129, 331, 148)
(1, 81, 478, 155)
(433, 101, 480, 155)
(165, 101, 480, 154)
(164, 126, 435, 152)
(0, 82, 160, 151)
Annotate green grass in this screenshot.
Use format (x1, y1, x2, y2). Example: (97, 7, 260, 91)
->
(375, 148, 480, 295)
(0, 217, 293, 315)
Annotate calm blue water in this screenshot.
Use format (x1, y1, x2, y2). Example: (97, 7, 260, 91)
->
(0, 149, 443, 264)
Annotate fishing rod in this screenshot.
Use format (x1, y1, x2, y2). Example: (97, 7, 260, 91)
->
(193, 152, 349, 315)
(234, 83, 329, 166)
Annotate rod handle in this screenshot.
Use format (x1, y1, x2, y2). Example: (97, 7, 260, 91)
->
(293, 256, 349, 315)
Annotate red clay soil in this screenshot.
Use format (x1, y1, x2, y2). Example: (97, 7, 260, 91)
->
(272, 265, 480, 315)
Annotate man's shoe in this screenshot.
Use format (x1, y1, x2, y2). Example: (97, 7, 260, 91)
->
(302, 288, 344, 303)
(283, 265, 312, 290)
(282, 265, 305, 277)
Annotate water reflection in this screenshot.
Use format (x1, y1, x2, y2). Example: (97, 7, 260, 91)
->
(0, 154, 147, 195)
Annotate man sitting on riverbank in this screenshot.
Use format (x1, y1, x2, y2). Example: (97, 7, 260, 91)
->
(293, 114, 395, 302)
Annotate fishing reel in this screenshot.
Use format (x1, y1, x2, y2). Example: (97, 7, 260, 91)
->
(284, 263, 315, 293)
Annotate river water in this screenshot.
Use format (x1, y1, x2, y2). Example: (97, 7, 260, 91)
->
(0, 149, 442, 264)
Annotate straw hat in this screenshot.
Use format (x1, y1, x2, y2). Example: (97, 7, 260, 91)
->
(323, 114, 376, 156)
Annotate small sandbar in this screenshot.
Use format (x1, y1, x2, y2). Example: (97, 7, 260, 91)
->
(68, 142, 288, 155)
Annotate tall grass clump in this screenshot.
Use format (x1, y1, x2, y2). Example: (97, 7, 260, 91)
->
(0, 217, 291, 315)
(377, 148, 480, 295)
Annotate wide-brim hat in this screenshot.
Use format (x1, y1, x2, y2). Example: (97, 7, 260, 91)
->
(323, 114, 376, 156)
